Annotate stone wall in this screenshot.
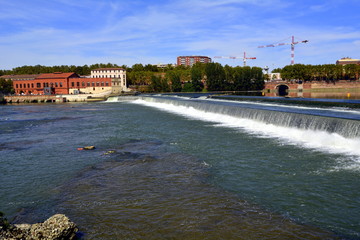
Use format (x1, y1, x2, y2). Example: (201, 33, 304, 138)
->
(265, 80, 360, 92)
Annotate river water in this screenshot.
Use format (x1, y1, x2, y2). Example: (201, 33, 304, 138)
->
(1, 95, 360, 239)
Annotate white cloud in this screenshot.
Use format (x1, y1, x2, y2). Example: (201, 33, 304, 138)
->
(0, 0, 359, 70)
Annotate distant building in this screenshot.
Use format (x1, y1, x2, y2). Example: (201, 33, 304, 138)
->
(177, 56, 212, 67)
(153, 63, 176, 69)
(90, 67, 125, 78)
(336, 57, 360, 65)
(90, 68, 127, 92)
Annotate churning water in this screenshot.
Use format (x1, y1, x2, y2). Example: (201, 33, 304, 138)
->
(1, 95, 360, 239)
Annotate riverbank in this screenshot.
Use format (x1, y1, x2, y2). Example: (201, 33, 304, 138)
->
(2, 91, 138, 104)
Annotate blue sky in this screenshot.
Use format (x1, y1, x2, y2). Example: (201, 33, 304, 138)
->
(1, 0, 360, 71)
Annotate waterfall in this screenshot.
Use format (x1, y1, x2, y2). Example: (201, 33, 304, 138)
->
(138, 96, 360, 139)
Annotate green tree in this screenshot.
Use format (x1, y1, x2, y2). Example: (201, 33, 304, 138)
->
(205, 63, 225, 91)
(150, 75, 170, 92)
(182, 82, 195, 92)
(272, 68, 282, 73)
(166, 70, 182, 92)
(190, 62, 205, 92)
(0, 78, 14, 94)
(223, 65, 235, 91)
(250, 67, 265, 90)
(131, 64, 145, 72)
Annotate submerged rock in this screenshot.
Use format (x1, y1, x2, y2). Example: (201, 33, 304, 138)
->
(78, 146, 96, 151)
(0, 214, 79, 240)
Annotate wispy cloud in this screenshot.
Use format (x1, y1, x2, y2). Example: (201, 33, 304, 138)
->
(0, 0, 359, 70)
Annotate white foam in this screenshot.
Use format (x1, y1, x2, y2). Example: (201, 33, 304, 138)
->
(132, 99, 360, 160)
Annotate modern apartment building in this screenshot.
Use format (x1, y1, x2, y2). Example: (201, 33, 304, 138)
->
(177, 56, 212, 67)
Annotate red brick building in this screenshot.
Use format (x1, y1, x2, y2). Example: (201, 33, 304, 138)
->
(12, 72, 118, 95)
(177, 56, 212, 67)
(13, 72, 79, 95)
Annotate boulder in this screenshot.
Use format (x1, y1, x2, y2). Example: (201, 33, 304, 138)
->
(1, 214, 79, 240)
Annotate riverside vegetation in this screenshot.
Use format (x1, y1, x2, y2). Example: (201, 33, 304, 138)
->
(1, 62, 360, 96)
(0, 62, 265, 94)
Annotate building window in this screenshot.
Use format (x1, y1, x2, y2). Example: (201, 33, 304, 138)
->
(87, 82, 90, 87)
(92, 82, 95, 87)
(55, 82, 58, 87)
(76, 82, 80, 87)
(16, 84, 18, 88)
(105, 82, 109, 86)
(37, 83, 41, 88)
(82, 82, 85, 87)
(71, 82, 75, 87)
(60, 82, 63, 87)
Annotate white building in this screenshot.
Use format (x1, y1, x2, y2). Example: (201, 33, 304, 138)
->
(90, 68, 127, 91)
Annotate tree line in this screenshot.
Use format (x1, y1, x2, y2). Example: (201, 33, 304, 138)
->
(0, 63, 180, 76)
(128, 62, 265, 92)
(0, 63, 126, 76)
(272, 64, 360, 82)
(0, 62, 265, 93)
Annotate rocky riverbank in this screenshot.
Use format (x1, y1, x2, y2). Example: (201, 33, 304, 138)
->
(0, 213, 79, 240)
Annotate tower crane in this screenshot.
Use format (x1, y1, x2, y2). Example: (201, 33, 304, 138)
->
(258, 36, 308, 65)
(214, 52, 256, 66)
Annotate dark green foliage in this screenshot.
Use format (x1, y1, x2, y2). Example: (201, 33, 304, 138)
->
(190, 62, 205, 92)
(0, 79, 14, 94)
(205, 63, 226, 91)
(166, 70, 182, 92)
(1, 62, 267, 93)
(278, 64, 360, 81)
(271, 68, 282, 73)
(205, 64, 264, 91)
(1, 63, 124, 76)
(182, 82, 195, 92)
(131, 64, 145, 72)
(150, 75, 170, 92)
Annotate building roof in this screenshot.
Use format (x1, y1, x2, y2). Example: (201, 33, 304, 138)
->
(338, 57, 360, 61)
(91, 68, 125, 71)
(177, 56, 211, 58)
(1, 74, 40, 80)
(36, 72, 80, 79)
(336, 57, 360, 65)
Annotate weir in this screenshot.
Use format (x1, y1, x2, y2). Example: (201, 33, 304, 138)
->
(138, 96, 360, 139)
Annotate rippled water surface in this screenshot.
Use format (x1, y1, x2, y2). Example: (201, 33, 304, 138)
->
(0, 98, 359, 239)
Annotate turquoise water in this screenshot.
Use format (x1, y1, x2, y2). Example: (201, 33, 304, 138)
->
(0, 96, 360, 239)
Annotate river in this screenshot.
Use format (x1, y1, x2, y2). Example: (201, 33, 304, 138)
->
(0, 94, 359, 239)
